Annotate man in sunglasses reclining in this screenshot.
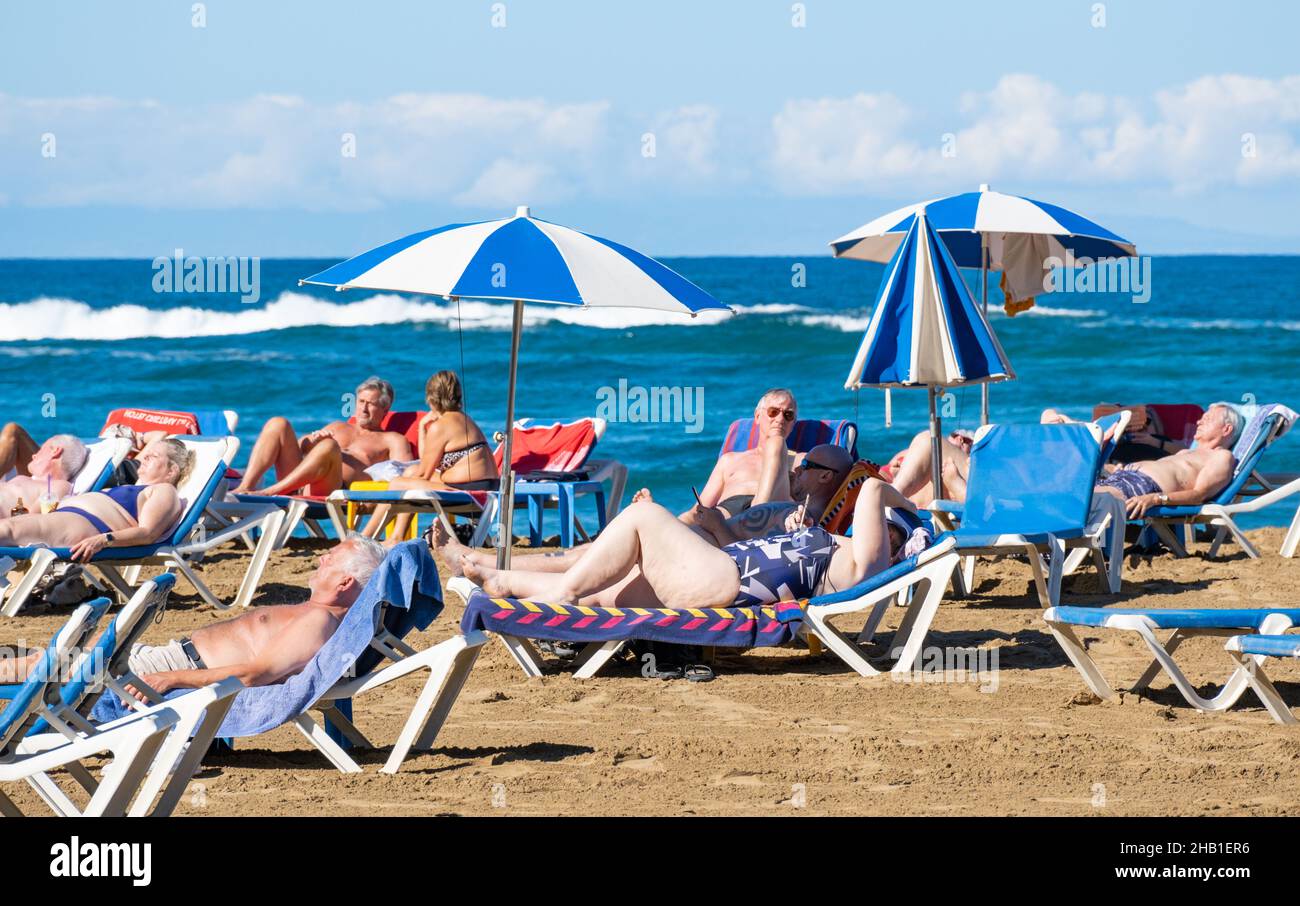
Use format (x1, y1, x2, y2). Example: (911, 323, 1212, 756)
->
(431, 442, 859, 577)
(680, 388, 807, 526)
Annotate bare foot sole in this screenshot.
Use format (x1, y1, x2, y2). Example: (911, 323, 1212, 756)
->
(428, 521, 475, 577)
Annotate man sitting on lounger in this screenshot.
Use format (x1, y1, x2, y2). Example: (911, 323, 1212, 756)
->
(0, 438, 192, 561)
(233, 375, 414, 496)
(683, 388, 805, 524)
(0, 536, 386, 700)
(456, 476, 925, 611)
(0, 433, 87, 517)
(432, 442, 857, 578)
(1094, 402, 1241, 517)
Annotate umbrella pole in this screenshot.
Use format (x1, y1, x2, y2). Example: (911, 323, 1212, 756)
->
(928, 385, 944, 502)
(496, 300, 524, 569)
(980, 236, 990, 426)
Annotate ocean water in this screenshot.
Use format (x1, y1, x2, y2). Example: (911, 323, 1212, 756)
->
(2, 255, 1298, 530)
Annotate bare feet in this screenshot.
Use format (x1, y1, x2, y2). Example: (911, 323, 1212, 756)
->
(460, 556, 508, 596)
(428, 520, 476, 577)
(631, 487, 655, 504)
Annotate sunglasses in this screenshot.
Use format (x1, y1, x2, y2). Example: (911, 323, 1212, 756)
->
(797, 459, 834, 474)
(764, 407, 796, 421)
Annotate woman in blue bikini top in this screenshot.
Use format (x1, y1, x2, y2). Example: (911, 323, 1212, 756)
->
(0, 438, 192, 562)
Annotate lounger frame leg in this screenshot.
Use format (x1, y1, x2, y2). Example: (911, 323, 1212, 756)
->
(1043, 616, 1118, 699)
(384, 633, 487, 773)
(571, 640, 626, 679)
(0, 548, 56, 617)
(497, 633, 548, 677)
(1226, 649, 1299, 724)
(292, 714, 364, 773)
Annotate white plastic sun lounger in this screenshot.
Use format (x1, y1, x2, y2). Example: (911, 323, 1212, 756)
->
(1043, 603, 1300, 712)
(1225, 633, 1300, 723)
(0, 437, 285, 615)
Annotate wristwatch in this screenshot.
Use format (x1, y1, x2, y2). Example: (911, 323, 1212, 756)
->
(103, 532, 115, 544)
(1157, 494, 1169, 505)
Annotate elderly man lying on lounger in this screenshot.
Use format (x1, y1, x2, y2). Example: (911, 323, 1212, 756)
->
(0, 535, 386, 702)
(681, 387, 806, 525)
(233, 375, 413, 496)
(457, 475, 926, 611)
(1094, 402, 1241, 518)
(0, 433, 87, 517)
(434, 442, 857, 578)
(0, 438, 191, 561)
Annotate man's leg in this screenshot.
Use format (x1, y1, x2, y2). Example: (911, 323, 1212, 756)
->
(234, 417, 305, 493)
(262, 437, 343, 496)
(0, 423, 38, 477)
(826, 478, 911, 590)
(428, 520, 589, 575)
(463, 500, 738, 609)
(751, 435, 792, 506)
(890, 430, 970, 505)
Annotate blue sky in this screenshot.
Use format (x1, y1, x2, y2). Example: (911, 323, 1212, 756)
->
(2, 0, 1298, 256)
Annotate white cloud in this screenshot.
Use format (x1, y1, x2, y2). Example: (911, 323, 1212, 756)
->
(769, 73, 1300, 194)
(1, 75, 1298, 216)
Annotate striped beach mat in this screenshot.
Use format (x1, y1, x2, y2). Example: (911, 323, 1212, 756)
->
(460, 589, 804, 648)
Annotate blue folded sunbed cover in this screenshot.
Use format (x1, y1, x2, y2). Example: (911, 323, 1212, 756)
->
(1048, 605, 1300, 630)
(1231, 634, 1300, 658)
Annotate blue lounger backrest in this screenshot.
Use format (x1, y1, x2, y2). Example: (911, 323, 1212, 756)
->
(719, 418, 860, 460)
(0, 598, 110, 756)
(962, 423, 1103, 537)
(1094, 412, 1125, 466)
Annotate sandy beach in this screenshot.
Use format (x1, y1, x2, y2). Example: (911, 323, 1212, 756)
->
(5, 528, 1299, 818)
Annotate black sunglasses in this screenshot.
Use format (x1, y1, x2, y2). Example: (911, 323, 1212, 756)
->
(797, 459, 834, 474)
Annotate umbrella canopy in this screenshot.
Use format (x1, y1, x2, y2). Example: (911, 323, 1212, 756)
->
(832, 184, 1134, 425)
(302, 206, 729, 567)
(844, 211, 1014, 499)
(302, 206, 724, 315)
(830, 185, 1135, 266)
(846, 212, 1014, 390)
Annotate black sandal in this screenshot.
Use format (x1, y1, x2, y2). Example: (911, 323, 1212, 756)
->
(684, 664, 715, 683)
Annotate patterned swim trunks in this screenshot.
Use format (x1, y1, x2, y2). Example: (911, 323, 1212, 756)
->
(1099, 466, 1163, 500)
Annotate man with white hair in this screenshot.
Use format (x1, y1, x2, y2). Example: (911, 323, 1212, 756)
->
(1096, 402, 1243, 518)
(683, 388, 805, 524)
(234, 376, 413, 496)
(0, 535, 387, 696)
(0, 432, 88, 516)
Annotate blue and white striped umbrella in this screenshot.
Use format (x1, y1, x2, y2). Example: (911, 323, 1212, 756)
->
(830, 185, 1135, 266)
(301, 206, 728, 566)
(847, 211, 1013, 390)
(302, 206, 727, 315)
(845, 212, 1014, 498)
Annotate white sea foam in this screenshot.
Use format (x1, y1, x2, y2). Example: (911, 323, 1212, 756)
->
(9, 291, 1282, 341)
(0, 291, 756, 341)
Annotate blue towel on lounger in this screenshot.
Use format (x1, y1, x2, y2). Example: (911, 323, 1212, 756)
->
(90, 540, 443, 736)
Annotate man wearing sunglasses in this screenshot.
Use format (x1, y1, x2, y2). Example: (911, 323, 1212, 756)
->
(681, 388, 803, 527)
(431, 442, 855, 578)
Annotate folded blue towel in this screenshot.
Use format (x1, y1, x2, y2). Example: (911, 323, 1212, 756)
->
(91, 539, 443, 736)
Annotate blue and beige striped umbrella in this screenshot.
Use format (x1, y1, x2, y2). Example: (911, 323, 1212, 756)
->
(832, 185, 1135, 425)
(830, 185, 1135, 266)
(845, 211, 1014, 497)
(302, 206, 729, 565)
